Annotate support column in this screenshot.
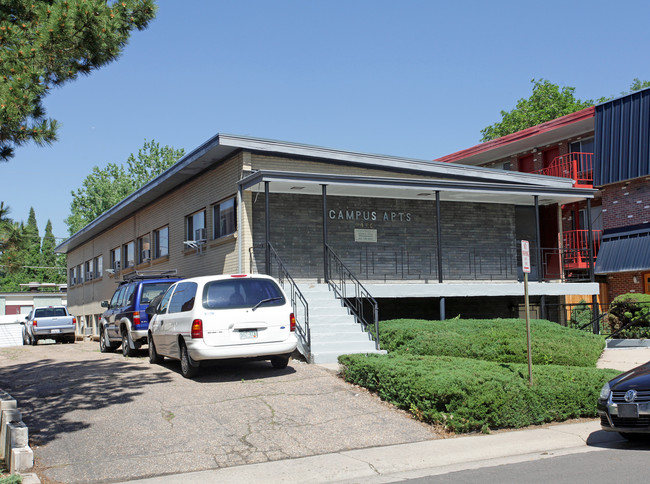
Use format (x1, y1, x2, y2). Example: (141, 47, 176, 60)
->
(534, 196, 546, 320)
(264, 181, 270, 276)
(436, 191, 445, 320)
(586, 198, 600, 333)
(322, 185, 328, 282)
(237, 184, 243, 273)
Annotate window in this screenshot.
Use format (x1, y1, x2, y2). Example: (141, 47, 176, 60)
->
(77, 264, 84, 284)
(69, 268, 76, 286)
(109, 286, 124, 309)
(213, 197, 236, 239)
(123, 241, 135, 269)
(168, 282, 198, 313)
(202, 278, 285, 309)
(570, 137, 594, 154)
(158, 285, 175, 314)
(138, 234, 151, 264)
(154, 226, 169, 258)
(85, 260, 92, 281)
(110, 247, 121, 271)
(186, 210, 206, 242)
(93, 256, 103, 279)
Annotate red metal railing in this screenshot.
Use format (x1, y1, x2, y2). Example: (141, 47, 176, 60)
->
(534, 152, 594, 187)
(562, 229, 601, 270)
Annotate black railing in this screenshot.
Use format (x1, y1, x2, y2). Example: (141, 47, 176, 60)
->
(267, 243, 311, 361)
(326, 244, 380, 350)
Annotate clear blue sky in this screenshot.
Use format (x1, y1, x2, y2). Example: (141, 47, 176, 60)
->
(3, 0, 649, 241)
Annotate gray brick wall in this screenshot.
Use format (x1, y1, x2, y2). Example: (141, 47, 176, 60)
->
(252, 193, 519, 281)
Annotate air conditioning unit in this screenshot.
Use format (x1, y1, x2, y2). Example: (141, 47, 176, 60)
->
(195, 228, 207, 242)
(87, 272, 93, 281)
(113, 261, 121, 272)
(141, 250, 151, 261)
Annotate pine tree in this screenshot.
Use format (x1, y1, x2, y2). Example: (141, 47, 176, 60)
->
(0, 0, 157, 161)
(41, 219, 65, 285)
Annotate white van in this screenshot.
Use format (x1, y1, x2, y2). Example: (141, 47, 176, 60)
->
(147, 274, 298, 378)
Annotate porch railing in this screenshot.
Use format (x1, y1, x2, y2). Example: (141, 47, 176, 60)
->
(534, 152, 594, 187)
(267, 243, 311, 361)
(562, 230, 601, 271)
(326, 244, 380, 350)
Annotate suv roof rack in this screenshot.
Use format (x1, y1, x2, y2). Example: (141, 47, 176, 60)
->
(119, 269, 180, 284)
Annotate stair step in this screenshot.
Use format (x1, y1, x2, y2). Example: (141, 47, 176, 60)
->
(311, 348, 386, 364)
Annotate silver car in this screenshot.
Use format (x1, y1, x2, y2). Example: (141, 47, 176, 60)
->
(147, 274, 298, 378)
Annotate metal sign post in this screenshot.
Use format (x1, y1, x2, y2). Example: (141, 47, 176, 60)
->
(521, 240, 533, 386)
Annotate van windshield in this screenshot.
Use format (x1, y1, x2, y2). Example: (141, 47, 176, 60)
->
(202, 279, 285, 309)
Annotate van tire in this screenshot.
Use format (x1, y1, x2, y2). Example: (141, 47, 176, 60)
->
(180, 344, 199, 378)
(270, 356, 289, 369)
(148, 334, 163, 364)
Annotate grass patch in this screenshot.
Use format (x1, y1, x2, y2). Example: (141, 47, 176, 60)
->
(339, 353, 619, 433)
(376, 318, 605, 367)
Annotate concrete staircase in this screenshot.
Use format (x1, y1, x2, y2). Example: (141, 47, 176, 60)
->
(297, 283, 383, 364)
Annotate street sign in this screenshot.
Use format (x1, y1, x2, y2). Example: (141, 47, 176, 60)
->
(521, 240, 530, 274)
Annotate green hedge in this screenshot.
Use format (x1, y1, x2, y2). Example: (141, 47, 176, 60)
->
(339, 353, 619, 433)
(376, 318, 605, 367)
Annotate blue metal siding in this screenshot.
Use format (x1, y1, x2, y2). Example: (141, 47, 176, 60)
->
(594, 228, 650, 274)
(595, 88, 650, 186)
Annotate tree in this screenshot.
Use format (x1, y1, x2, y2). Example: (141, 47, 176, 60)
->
(41, 219, 66, 284)
(624, 78, 650, 95)
(65, 139, 185, 234)
(0, 0, 157, 161)
(480, 79, 598, 142)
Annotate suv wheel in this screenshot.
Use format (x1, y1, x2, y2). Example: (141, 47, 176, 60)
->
(122, 331, 136, 357)
(99, 328, 117, 353)
(180, 344, 199, 378)
(148, 334, 163, 364)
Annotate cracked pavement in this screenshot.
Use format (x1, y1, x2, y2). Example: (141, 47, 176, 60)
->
(0, 341, 438, 483)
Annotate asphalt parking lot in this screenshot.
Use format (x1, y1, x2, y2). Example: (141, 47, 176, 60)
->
(0, 341, 438, 483)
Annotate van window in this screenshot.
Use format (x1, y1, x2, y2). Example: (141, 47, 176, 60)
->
(168, 282, 198, 313)
(202, 278, 285, 309)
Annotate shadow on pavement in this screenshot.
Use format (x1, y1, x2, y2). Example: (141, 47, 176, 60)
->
(154, 357, 297, 383)
(587, 429, 650, 450)
(0, 356, 174, 446)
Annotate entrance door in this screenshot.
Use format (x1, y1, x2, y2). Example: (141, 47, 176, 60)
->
(542, 147, 560, 170)
(644, 273, 650, 295)
(518, 154, 534, 173)
(540, 205, 560, 279)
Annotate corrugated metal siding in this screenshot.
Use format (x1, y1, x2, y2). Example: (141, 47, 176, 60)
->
(594, 228, 650, 274)
(595, 88, 650, 186)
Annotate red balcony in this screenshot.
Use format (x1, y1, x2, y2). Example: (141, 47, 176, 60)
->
(534, 152, 594, 188)
(562, 229, 601, 270)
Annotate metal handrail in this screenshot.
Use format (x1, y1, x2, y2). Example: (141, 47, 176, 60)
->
(325, 244, 380, 350)
(267, 243, 311, 361)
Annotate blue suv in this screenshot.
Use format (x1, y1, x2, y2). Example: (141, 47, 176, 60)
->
(100, 271, 182, 356)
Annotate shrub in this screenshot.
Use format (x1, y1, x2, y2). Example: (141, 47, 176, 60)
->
(339, 353, 619, 433)
(568, 299, 592, 330)
(606, 293, 650, 338)
(376, 318, 605, 367)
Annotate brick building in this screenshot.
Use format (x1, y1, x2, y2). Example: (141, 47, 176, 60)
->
(55, 134, 597, 361)
(438, 86, 650, 306)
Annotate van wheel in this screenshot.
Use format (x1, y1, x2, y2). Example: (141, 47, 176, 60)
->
(180, 345, 199, 378)
(122, 331, 136, 357)
(148, 334, 163, 364)
(270, 356, 289, 369)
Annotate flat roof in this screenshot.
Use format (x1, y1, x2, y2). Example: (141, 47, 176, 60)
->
(56, 134, 587, 254)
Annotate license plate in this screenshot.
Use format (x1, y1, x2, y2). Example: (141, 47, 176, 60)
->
(618, 403, 639, 418)
(51, 329, 60, 334)
(239, 330, 258, 340)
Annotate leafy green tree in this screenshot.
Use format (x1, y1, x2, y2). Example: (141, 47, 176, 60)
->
(0, 0, 157, 161)
(625, 78, 650, 95)
(480, 79, 598, 142)
(65, 139, 185, 234)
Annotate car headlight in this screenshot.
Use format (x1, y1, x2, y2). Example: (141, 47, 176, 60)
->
(599, 382, 611, 400)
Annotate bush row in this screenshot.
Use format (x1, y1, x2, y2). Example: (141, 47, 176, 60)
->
(339, 353, 619, 433)
(376, 318, 605, 367)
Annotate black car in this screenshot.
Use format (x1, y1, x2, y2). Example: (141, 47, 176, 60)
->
(598, 361, 650, 441)
(99, 271, 182, 356)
